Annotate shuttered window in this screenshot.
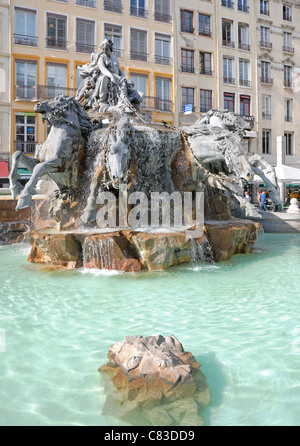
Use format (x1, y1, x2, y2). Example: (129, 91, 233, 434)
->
(46, 13, 67, 49)
(130, 29, 147, 61)
(76, 18, 95, 53)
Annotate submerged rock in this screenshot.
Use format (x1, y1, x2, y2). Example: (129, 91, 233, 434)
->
(99, 335, 211, 426)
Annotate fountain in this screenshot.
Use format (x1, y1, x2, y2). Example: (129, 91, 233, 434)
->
(9, 39, 265, 271)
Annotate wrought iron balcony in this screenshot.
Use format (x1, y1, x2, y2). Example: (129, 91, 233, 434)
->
(154, 12, 172, 24)
(283, 46, 294, 54)
(285, 116, 293, 122)
(200, 68, 213, 76)
(200, 105, 212, 113)
(260, 7, 269, 16)
(14, 141, 36, 154)
(260, 40, 272, 49)
(13, 34, 38, 47)
(199, 29, 212, 37)
(284, 80, 293, 88)
(181, 65, 195, 73)
(140, 96, 173, 113)
(239, 43, 251, 51)
(262, 112, 271, 120)
(113, 48, 124, 58)
(261, 76, 273, 85)
(221, 0, 234, 8)
(181, 25, 194, 34)
(223, 76, 236, 85)
(239, 79, 252, 87)
(76, 42, 96, 53)
(130, 6, 148, 18)
(237, 4, 249, 13)
(75, 0, 96, 7)
(46, 37, 68, 50)
(154, 55, 173, 66)
(223, 40, 235, 48)
(15, 85, 38, 101)
(283, 13, 292, 22)
(103, 0, 123, 13)
(130, 51, 148, 62)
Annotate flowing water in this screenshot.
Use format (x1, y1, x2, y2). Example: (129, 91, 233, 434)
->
(0, 233, 299, 426)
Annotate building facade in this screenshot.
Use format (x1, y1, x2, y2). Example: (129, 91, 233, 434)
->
(1, 0, 300, 180)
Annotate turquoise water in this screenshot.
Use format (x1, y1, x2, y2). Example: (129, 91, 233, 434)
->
(0, 233, 299, 426)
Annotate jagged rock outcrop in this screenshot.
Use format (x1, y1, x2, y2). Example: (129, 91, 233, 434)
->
(99, 335, 211, 426)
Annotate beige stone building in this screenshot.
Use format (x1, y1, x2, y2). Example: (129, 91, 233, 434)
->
(256, 0, 300, 169)
(8, 0, 174, 170)
(0, 0, 11, 184)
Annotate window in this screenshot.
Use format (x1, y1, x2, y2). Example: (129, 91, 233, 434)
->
(155, 33, 171, 65)
(75, 0, 96, 7)
(224, 92, 235, 112)
(285, 99, 293, 122)
(46, 13, 67, 50)
(76, 19, 95, 53)
(130, 73, 147, 108)
(260, 1, 269, 16)
(237, 0, 249, 13)
(261, 61, 271, 84)
(222, 20, 234, 47)
(284, 65, 292, 88)
(284, 132, 293, 155)
(182, 87, 194, 111)
(14, 7, 37, 46)
(239, 59, 250, 87)
(199, 52, 212, 75)
(103, 0, 123, 14)
(155, 77, 171, 111)
(262, 95, 271, 119)
(130, 29, 147, 61)
(200, 89, 212, 113)
(223, 57, 235, 84)
(240, 95, 251, 116)
(46, 62, 67, 98)
(283, 32, 293, 53)
(181, 10, 193, 34)
(262, 130, 271, 154)
(260, 26, 271, 48)
(283, 5, 292, 21)
(154, 0, 171, 23)
(105, 24, 123, 58)
(221, 0, 234, 8)
(15, 60, 37, 100)
(130, 0, 148, 18)
(238, 23, 250, 51)
(181, 49, 194, 73)
(15, 113, 36, 154)
(199, 14, 211, 37)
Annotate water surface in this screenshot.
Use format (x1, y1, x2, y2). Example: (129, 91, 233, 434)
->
(0, 233, 299, 426)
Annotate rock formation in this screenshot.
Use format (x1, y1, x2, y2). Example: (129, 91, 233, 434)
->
(99, 335, 211, 426)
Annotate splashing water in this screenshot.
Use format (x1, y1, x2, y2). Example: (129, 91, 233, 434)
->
(83, 237, 115, 270)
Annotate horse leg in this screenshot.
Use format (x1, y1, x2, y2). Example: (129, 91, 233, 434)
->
(9, 151, 39, 199)
(81, 165, 104, 224)
(16, 158, 61, 210)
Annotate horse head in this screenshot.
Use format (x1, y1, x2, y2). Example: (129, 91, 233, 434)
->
(106, 119, 132, 188)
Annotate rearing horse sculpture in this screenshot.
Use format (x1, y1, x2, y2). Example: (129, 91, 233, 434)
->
(9, 95, 92, 210)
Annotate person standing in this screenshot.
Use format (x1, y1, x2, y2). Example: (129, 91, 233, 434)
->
(259, 190, 267, 211)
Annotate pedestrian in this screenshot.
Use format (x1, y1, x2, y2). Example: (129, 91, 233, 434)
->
(259, 190, 267, 211)
(245, 190, 251, 202)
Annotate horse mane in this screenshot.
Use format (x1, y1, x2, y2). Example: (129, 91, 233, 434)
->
(45, 95, 93, 136)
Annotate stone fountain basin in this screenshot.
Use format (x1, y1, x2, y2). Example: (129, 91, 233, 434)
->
(27, 219, 262, 272)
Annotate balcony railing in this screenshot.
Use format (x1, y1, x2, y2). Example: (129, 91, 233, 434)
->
(200, 105, 212, 113)
(223, 40, 235, 48)
(238, 4, 249, 13)
(261, 77, 273, 85)
(15, 85, 38, 101)
(154, 12, 172, 24)
(14, 141, 36, 154)
(262, 112, 271, 120)
(13, 34, 38, 47)
(15, 85, 77, 101)
(239, 43, 250, 51)
(130, 51, 148, 62)
(199, 29, 212, 37)
(103, 0, 123, 13)
(76, 42, 96, 53)
(284, 80, 293, 88)
(154, 55, 173, 66)
(113, 48, 124, 58)
(239, 79, 251, 87)
(140, 96, 173, 113)
(283, 14, 292, 22)
(181, 25, 194, 34)
(46, 37, 68, 50)
(221, 0, 234, 8)
(283, 46, 294, 54)
(285, 116, 293, 122)
(75, 0, 96, 7)
(200, 68, 213, 76)
(260, 7, 269, 16)
(260, 40, 272, 49)
(181, 65, 195, 73)
(223, 76, 236, 85)
(130, 6, 148, 18)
